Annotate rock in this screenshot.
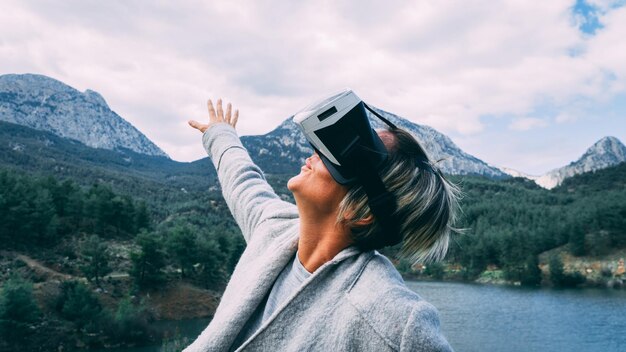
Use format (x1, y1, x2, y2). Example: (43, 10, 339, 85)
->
(0, 73, 168, 158)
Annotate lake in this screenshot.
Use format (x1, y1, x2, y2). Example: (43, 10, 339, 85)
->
(105, 281, 626, 351)
(409, 281, 626, 352)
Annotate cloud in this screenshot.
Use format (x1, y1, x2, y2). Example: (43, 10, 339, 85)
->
(555, 112, 579, 123)
(509, 117, 549, 131)
(1, 0, 625, 164)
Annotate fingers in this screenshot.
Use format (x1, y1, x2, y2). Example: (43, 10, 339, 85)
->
(207, 99, 217, 123)
(205, 98, 238, 129)
(188, 120, 208, 133)
(216, 98, 224, 121)
(232, 109, 239, 128)
(225, 102, 232, 123)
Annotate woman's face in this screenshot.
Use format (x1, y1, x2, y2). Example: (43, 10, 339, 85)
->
(287, 151, 348, 215)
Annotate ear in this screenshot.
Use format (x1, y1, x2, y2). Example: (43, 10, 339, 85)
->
(354, 214, 374, 226)
(343, 210, 374, 226)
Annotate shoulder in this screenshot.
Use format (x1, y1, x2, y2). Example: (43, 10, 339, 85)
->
(246, 214, 299, 250)
(347, 252, 421, 312)
(346, 252, 452, 352)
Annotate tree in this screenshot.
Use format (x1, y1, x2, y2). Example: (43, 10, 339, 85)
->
(166, 225, 197, 278)
(520, 255, 542, 286)
(195, 237, 226, 289)
(130, 230, 165, 288)
(85, 183, 116, 236)
(80, 235, 112, 286)
(424, 262, 445, 280)
(134, 200, 151, 231)
(549, 254, 586, 288)
(568, 225, 586, 257)
(109, 296, 150, 343)
(55, 281, 102, 331)
(57, 180, 84, 235)
(0, 276, 40, 345)
(549, 254, 565, 287)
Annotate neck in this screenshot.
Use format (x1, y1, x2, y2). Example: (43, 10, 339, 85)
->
(297, 206, 353, 273)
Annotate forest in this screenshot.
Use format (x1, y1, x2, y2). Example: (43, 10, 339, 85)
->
(1, 159, 625, 350)
(0, 169, 244, 350)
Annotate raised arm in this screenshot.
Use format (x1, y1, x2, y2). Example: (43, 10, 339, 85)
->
(188, 99, 297, 243)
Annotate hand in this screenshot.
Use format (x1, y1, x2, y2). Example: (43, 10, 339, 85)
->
(188, 98, 239, 133)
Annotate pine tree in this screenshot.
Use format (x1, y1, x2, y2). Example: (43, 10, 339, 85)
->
(520, 255, 542, 286)
(569, 225, 586, 257)
(549, 254, 565, 287)
(134, 201, 151, 232)
(130, 230, 165, 287)
(80, 235, 112, 287)
(195, 236, 226, 289)
(0, 276, 40, 345)
(166, 225, 197, 278)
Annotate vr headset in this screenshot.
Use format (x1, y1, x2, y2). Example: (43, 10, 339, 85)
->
(294, 89, 400, 247)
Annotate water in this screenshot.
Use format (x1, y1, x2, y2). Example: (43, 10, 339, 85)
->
(407, 281, 626, 352)
(93, 318, 210, 352)
(108, 281, 626, 352)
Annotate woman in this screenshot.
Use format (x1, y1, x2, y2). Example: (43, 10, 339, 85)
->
(185, 98, 459, 351)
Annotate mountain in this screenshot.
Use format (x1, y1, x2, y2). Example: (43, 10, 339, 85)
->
(0, 73, 167, 158)
(496, 166, 539, 181)
(242, 107, 507, 178)
(0, 120, 214, 200)
(535, 136, 626, 189)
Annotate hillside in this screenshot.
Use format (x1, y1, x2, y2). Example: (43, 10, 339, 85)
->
(535, 136, 626, 189)
(1, 89, 625, 351)
(554, 161, 626, 194)
(241, 113, 507, 178)
(441, 162, 626, 285)
(0, 120, 216, 207)
(0, 74, 167, 157)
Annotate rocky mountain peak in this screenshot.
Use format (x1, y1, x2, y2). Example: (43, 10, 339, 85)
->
(582, 136, 626, 160)
(535, 136, 626, 189)
(241, 106, 507, 178)
(0, 73, 168, 158)
(84, 89, 108, 107)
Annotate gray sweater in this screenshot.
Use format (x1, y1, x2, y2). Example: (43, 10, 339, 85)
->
(184, 123, 453, 352)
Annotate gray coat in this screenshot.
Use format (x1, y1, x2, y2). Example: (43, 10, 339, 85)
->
(184, 123, 453, 352)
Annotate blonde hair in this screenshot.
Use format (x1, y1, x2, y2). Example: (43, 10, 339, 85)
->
(337, 128, 461, 263)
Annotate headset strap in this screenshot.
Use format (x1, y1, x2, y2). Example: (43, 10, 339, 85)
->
(364, 103, 397, 130)
(341, 138, 402, 249)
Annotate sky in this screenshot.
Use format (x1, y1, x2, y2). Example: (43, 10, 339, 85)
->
(1, 0, 625, 175)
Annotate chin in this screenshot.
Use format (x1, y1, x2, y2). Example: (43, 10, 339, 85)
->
(287, 174, 299, 192)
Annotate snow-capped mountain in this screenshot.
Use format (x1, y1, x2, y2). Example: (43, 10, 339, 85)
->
(241, 106, 507, 178)
(0, 74, 167, 158)
(534, 136, 626, 189)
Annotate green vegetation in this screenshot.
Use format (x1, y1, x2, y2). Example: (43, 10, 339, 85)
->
(444, 164, 626, 284)
(80, 235, 112, 286)
(161, 329, 191, 352)
(109, 296, 151, 343)
(0, 165, 243, 350)
(130, 231, 166, 288)
(1, 120, 625, 350)
(520, 255, 542, 287)
(55, 281, 104, 331)
(549, 254, 586, 288)
(0, 171, 153, 249)
(0, 276, 41, 347)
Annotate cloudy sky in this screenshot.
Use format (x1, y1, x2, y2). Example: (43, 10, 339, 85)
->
(2, 0, 625, 175)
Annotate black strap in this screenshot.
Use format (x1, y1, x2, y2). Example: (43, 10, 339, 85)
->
(341, 138, 401, 249)
(364, 103, 397, 129)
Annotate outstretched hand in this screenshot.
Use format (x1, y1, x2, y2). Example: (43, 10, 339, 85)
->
(188, 98, 239, 133)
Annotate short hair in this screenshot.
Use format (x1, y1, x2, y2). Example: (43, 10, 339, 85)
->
(336, 127, 461, 263)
